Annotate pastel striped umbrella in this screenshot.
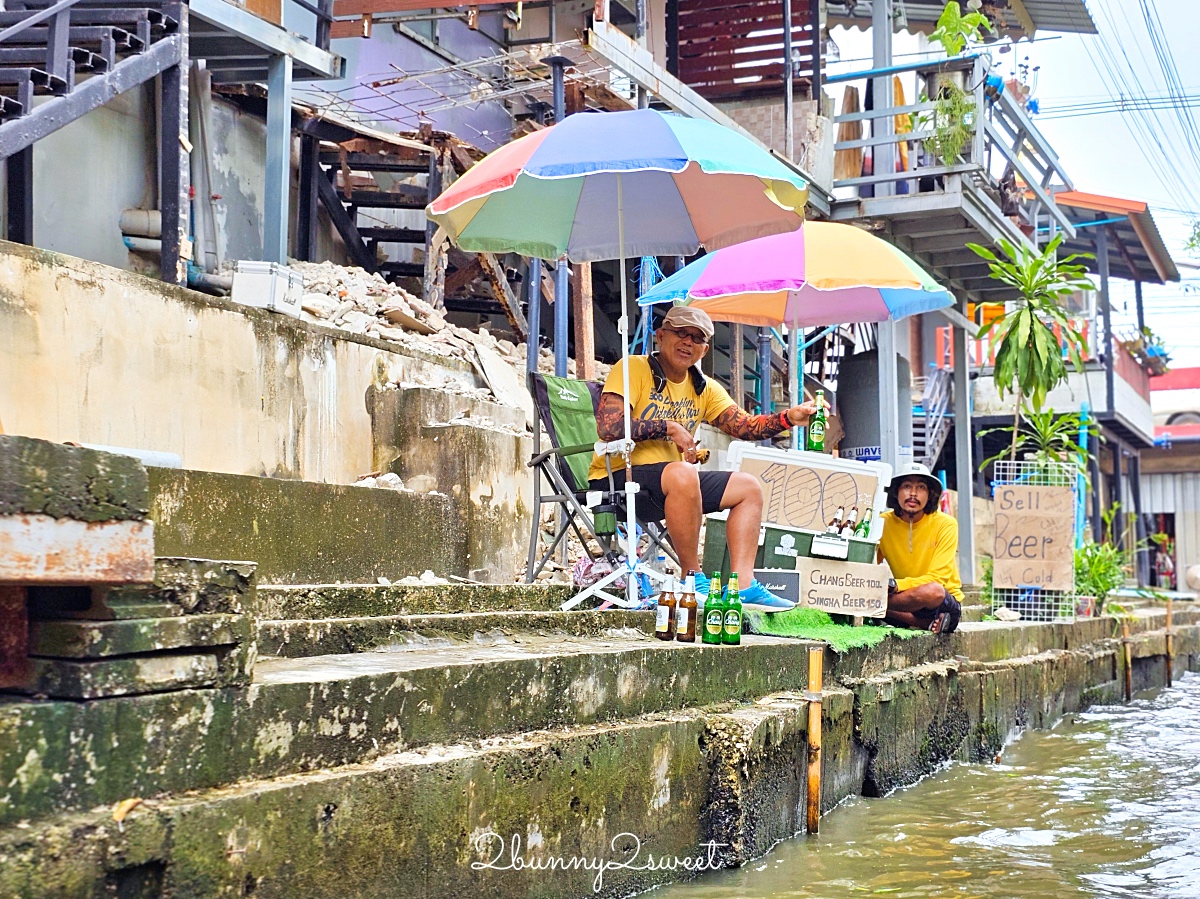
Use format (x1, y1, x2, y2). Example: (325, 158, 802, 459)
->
(426, 108, 809, 263)
(637, 221, 953, 327)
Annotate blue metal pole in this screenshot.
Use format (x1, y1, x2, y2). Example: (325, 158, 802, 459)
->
(264, 54, 293, 265)
(526, 258, 541, 375)
(1077, 401, 1089, 548)
(554, 257, 570, 376)
(757, 326, 772, 420)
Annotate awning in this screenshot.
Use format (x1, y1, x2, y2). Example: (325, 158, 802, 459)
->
(1053, 190, 1180, 286)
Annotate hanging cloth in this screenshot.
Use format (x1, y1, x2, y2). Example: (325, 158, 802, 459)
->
(834, 85, 864, 181)
(892, 75, 910, 170)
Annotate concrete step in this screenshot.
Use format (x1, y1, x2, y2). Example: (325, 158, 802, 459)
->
(3, 610, 1196, 828)
(257, 608, 653, 657)
(0, 691, 856, 899)
(257, 582, 573, 619)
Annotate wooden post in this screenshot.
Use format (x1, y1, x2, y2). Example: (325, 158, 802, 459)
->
(805, 644, 823, 834)
(1122, 621, 1132, 702)
(0, 587, 28, 689)
(572, 263, 595, 380)
(1166, 597, 1174, 688)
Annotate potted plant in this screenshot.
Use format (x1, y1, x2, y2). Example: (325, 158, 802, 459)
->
(917, 1, 992, 165)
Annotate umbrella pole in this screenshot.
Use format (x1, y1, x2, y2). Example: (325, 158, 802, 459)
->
(618, 172, 639, 607)
(788, 323, 800, 451)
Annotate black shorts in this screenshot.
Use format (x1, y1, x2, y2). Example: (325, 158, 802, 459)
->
(588, 462, 733, 523)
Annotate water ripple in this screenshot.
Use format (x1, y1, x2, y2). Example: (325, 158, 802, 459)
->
(655, 672, 1200, 899)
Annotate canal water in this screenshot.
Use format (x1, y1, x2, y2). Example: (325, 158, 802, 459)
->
(658, 672, 1200, 899)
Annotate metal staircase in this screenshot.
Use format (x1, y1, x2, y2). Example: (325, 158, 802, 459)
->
(912, 366, 952, 469)
(0, 0, 183, 153)
(315, 147, 433, 281)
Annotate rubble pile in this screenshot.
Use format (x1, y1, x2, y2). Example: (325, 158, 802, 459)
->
(291, 261, 611, 393)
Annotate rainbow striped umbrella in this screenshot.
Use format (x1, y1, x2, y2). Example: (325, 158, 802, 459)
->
(637, 221, 953, 326)
(426, 108, 809, 263)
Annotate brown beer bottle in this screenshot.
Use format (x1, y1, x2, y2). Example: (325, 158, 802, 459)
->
(655, 576, 678, 640)
(676, 574, 698, 642)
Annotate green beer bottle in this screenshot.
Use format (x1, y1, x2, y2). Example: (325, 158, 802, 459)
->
(723, 573, 742, 645)
(807, 391, 828, 452)
(702, 570, 724, 645)
(854, 508, 873, 540)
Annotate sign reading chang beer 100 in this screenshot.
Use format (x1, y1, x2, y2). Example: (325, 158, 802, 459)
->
(796, 559, 889, 618)
(738, 457, 882, 532)
(992, 484, 1075, 590)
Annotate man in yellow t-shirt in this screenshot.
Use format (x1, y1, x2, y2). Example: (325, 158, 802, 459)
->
(878, 463, 963, 634)
(588, 306, 816, 613)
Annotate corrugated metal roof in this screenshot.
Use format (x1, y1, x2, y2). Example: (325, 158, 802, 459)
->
(829, 1, 1096, 37)
(1143, 472, 1200, 575)
(1054, 191, 1180, 286)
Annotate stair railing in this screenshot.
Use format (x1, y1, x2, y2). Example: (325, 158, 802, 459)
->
(915, 366, 952, 468)
(0, 0, 80, 90)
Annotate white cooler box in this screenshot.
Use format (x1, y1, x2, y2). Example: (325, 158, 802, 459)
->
(232, 261, 304, 317)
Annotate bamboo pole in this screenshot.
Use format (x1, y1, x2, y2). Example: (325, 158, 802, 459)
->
(1166, 598, 1174, 688)
(1122, 621, 1132, 702)
(805, 645, 824, 834)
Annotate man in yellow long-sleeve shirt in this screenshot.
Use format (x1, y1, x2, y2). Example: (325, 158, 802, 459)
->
(878, 463, 962, 634)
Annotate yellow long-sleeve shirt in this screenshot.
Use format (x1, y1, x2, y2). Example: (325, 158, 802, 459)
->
(878, 510, 963, 602)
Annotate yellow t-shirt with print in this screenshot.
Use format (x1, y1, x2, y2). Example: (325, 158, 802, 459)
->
(587, 355, 736, 482)
(879, 509, 963, 602)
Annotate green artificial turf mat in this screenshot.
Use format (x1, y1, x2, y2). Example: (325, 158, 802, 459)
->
(743, 607, 923, 651)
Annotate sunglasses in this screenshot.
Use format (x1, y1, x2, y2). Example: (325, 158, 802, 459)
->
(662, 327, 710, 346)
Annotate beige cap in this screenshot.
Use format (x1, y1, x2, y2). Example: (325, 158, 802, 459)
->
(660, 305, 715, 340)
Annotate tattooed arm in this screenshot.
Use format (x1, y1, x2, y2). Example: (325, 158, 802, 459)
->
(712, 401, 817, 441)
(596, 392, 667, 442)
(596, 392, 699, 457)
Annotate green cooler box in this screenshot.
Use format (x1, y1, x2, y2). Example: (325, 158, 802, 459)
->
(702, 517, 877, 579)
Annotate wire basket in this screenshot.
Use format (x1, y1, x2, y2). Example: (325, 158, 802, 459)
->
(989, 459, 1079, 622)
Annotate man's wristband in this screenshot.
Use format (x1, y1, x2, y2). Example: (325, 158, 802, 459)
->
(779, 410, 790, 430)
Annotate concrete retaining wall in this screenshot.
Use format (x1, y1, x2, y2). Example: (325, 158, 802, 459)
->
(0, 241, 475, 483)
(1, 608, 1197, 898)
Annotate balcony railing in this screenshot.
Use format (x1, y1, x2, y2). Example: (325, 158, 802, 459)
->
(935, 320, 1152, 403)
(827, 54, 1075, 242)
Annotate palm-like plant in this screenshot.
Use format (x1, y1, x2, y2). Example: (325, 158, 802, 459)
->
(979, 405, 1100, 478)
(967, 234, 1096, 459)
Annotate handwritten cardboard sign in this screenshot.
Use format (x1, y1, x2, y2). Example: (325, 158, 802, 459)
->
(794, 559, 889, 618)
(992, 484, 1075, 590)
(739, 457, 881, 532)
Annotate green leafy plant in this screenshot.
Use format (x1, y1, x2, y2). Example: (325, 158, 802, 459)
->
(917, 81, 977, 165)
(979, 555, 994, 608)
(1186, 219, 1200, 255)
(1074, 541, 1125, 615)
(978, 405, 1101, 479)
(929, 0, 991, 57)
(968, 234, 1096, 459)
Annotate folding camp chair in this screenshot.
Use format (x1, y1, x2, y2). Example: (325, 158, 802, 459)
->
(525, 372, 678, 585)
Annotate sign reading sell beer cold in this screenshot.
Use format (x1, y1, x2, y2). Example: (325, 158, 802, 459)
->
(992, 484, 1075, 590)
(796, 559, 889, 618)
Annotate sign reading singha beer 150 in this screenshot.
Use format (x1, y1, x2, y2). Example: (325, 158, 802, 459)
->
(797, 559, 889, 618)
(992, 484, 1075, 590)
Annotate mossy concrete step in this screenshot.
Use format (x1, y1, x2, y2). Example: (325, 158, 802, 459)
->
(0, 631, 828, 825)
(10, 622, 1196, 899)
(257, 583, 574, 619)
(3, 613, 1197, 827)
(257, 609, 654, 657)
(0, 692, 855, 899)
